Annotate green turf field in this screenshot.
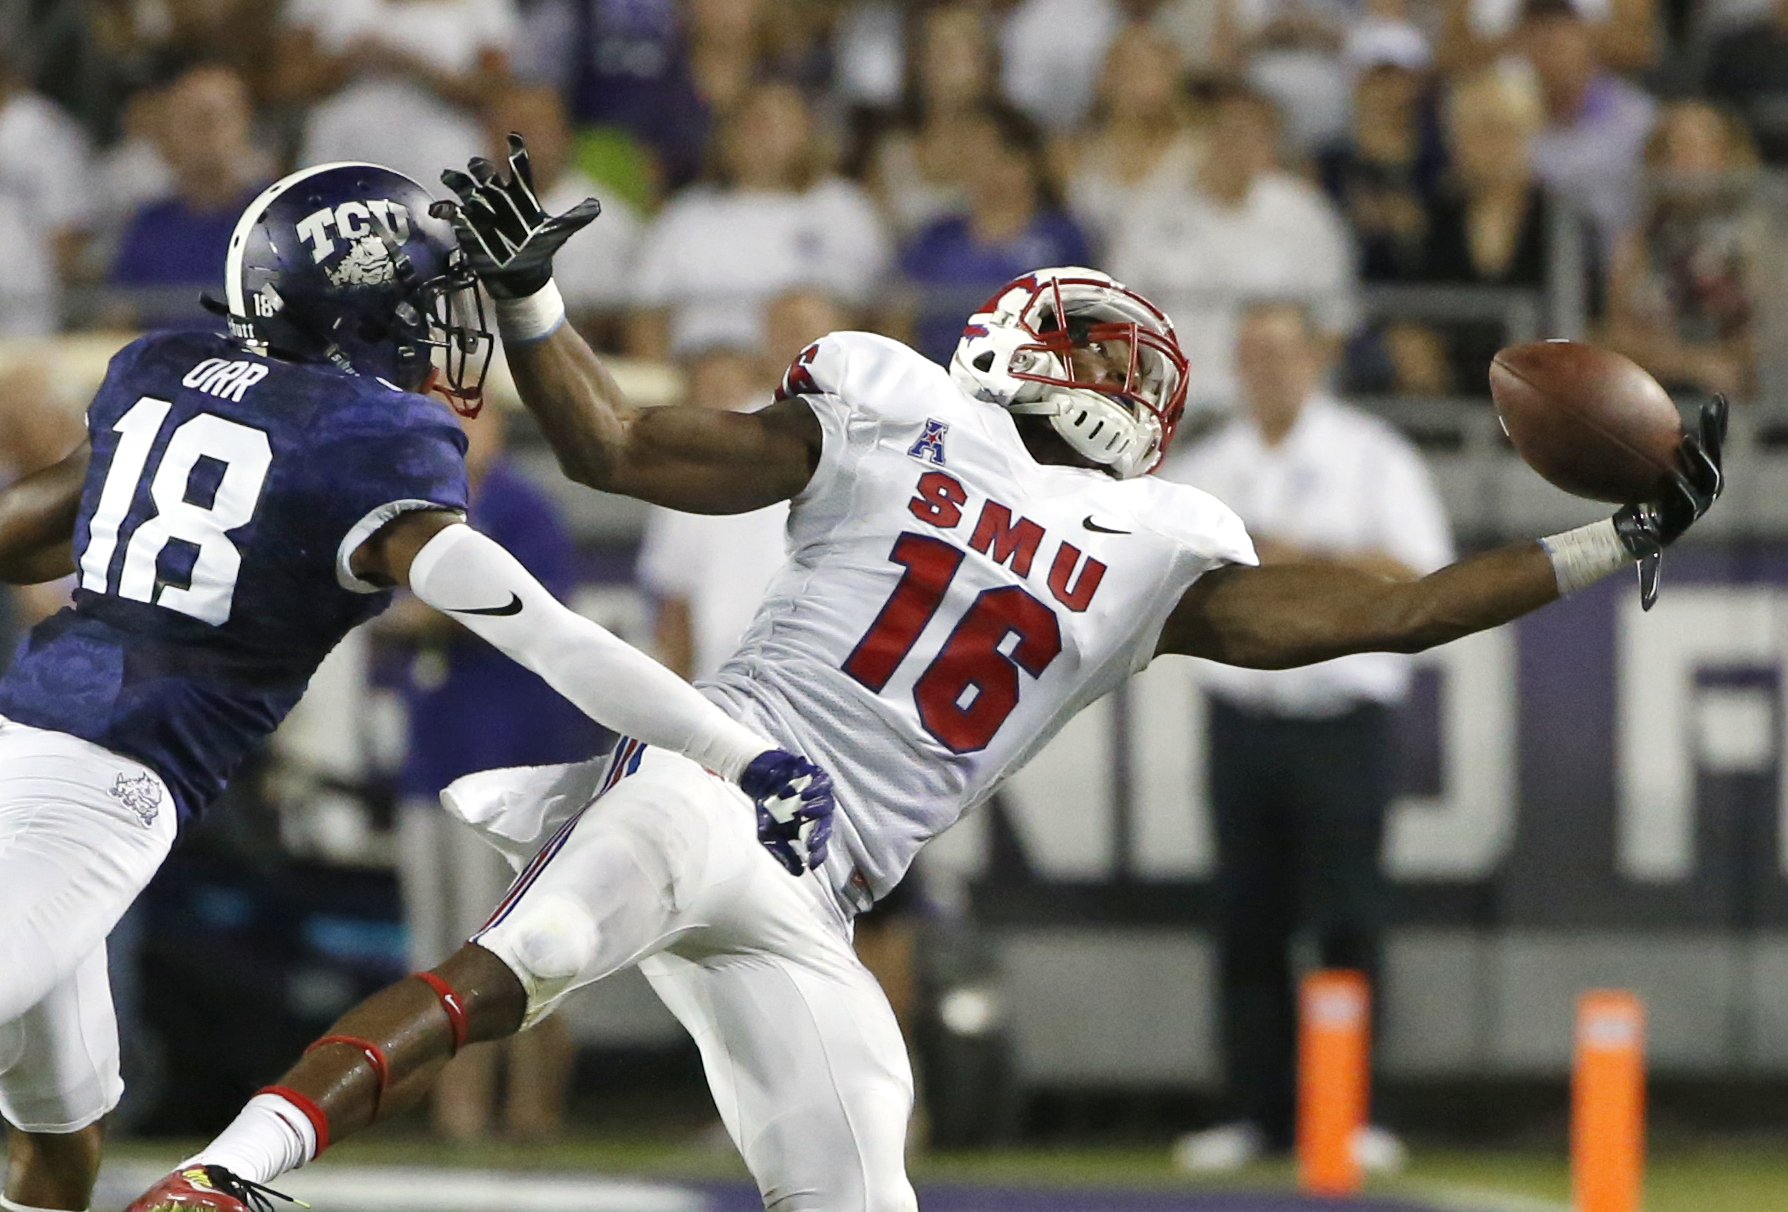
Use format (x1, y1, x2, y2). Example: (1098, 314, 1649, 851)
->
(101, 1136, 1788, 1211)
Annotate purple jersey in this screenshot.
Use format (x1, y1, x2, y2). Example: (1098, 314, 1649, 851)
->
(0, 331, 468, 822)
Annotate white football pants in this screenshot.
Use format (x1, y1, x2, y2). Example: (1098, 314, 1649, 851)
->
(472, 745, 917, 1212)
(0, 716, 176, 1132)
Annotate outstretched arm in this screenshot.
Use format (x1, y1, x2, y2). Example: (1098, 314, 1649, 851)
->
(353, 509, 833, 874)
(436, 135, 819, 514)
(354, 509, 771, 776)
(0, 440, 87, 584)
(504, 324, 820, 513)
(1162, 397, 1728, 666)
(1159, 541, 1558, 665)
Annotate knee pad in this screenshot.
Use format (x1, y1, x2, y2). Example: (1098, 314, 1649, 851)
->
(479, 894, 598, 1028)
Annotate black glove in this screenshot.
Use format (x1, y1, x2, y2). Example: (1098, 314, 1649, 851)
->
(1612, 394, 1726, 610)
(431, 133, 602, 299)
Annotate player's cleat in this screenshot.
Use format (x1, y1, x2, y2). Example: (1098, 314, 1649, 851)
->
(126, 1165, 303, 1212)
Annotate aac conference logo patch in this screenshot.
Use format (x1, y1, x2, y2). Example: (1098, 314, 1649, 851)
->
(908, 419, 949, 466)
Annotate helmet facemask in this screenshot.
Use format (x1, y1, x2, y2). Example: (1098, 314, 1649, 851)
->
(406, 249, 492, 417)
(952, 271, 1188, 478)
(366, 214, 492, 415)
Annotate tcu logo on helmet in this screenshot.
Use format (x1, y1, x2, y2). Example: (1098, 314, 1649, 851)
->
(294, 200, 413, 263)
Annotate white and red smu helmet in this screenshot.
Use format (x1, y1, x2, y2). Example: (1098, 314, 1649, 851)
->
(949, 267, 1188, 479)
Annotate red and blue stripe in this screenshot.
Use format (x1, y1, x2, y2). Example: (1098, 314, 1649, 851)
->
(473, 738, 646, 938)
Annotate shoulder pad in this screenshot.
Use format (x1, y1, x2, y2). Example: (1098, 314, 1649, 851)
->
(318, 376, 465, 445)
(774, 331, 945, 413)
(1130, 476, 1258, 567)
(109, 331, 173, 371)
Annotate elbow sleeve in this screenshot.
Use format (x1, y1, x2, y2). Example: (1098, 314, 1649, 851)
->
(406, 523, 772, 781)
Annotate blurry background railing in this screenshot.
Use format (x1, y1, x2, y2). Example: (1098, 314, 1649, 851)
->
(1360, 282, 1544, 348)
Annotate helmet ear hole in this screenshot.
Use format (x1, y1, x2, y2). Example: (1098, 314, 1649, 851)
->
(973, 351, 996, 373)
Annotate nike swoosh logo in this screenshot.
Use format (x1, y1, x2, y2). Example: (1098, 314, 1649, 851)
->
(449, 594, 523, 617)
(1083, 516, 1131, 535)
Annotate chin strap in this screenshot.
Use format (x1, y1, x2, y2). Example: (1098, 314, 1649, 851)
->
(416, 366, 484, 417)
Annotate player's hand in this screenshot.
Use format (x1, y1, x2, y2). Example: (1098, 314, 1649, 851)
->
(431, 133, 602, 299)
(1612, 394, 1726, 610)
(739, 749, 835, 876)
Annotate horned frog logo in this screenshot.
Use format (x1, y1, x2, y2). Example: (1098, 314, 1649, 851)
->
(326, 235, 397, 288)
(109, 771, 163, 826)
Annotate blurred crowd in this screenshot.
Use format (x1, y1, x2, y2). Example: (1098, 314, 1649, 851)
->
(0, 0, 1778, 420)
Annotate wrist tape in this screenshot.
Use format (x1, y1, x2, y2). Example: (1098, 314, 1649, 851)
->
(1540, 518, 1632, 596)
(493, 280, 566, 344)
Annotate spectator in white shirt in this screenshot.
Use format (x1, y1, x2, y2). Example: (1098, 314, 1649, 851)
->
(868, 1, 1002, 238)
(998, 0, 1125, 132)
(1232, 0, 1431, 152)
(639, 361, 778, 681)
(1057, 22, 1202, 257)
(281, 0, 517, 190)
(0, 49, 90, 335)
(1109, 86, 1358, 414)
(86, 88, 174, 244)
(482, 82, 640, 348)
(637, 289, 847, 682)
(1158, 300, 1451, 1175)
(628, 80, 888, 359)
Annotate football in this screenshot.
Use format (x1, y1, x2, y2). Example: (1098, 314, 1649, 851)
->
(1489, 340, 1685, 504)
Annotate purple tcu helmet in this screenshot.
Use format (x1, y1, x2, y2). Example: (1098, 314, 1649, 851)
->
(222, 161, 492, 413)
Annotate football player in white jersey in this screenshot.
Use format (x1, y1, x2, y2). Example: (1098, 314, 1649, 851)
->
(128, 139, 1724, 1212)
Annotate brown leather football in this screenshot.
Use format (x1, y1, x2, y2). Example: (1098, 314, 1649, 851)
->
(1489, 340, 1685, 504)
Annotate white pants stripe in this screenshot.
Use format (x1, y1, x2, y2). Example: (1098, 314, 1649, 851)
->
(475, 738, 644, 937)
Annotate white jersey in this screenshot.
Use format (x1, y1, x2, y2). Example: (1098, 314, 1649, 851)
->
(700, 333, 1256, 908)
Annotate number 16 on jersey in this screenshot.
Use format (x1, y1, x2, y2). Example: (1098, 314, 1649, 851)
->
(844, 532, 1064, 754)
